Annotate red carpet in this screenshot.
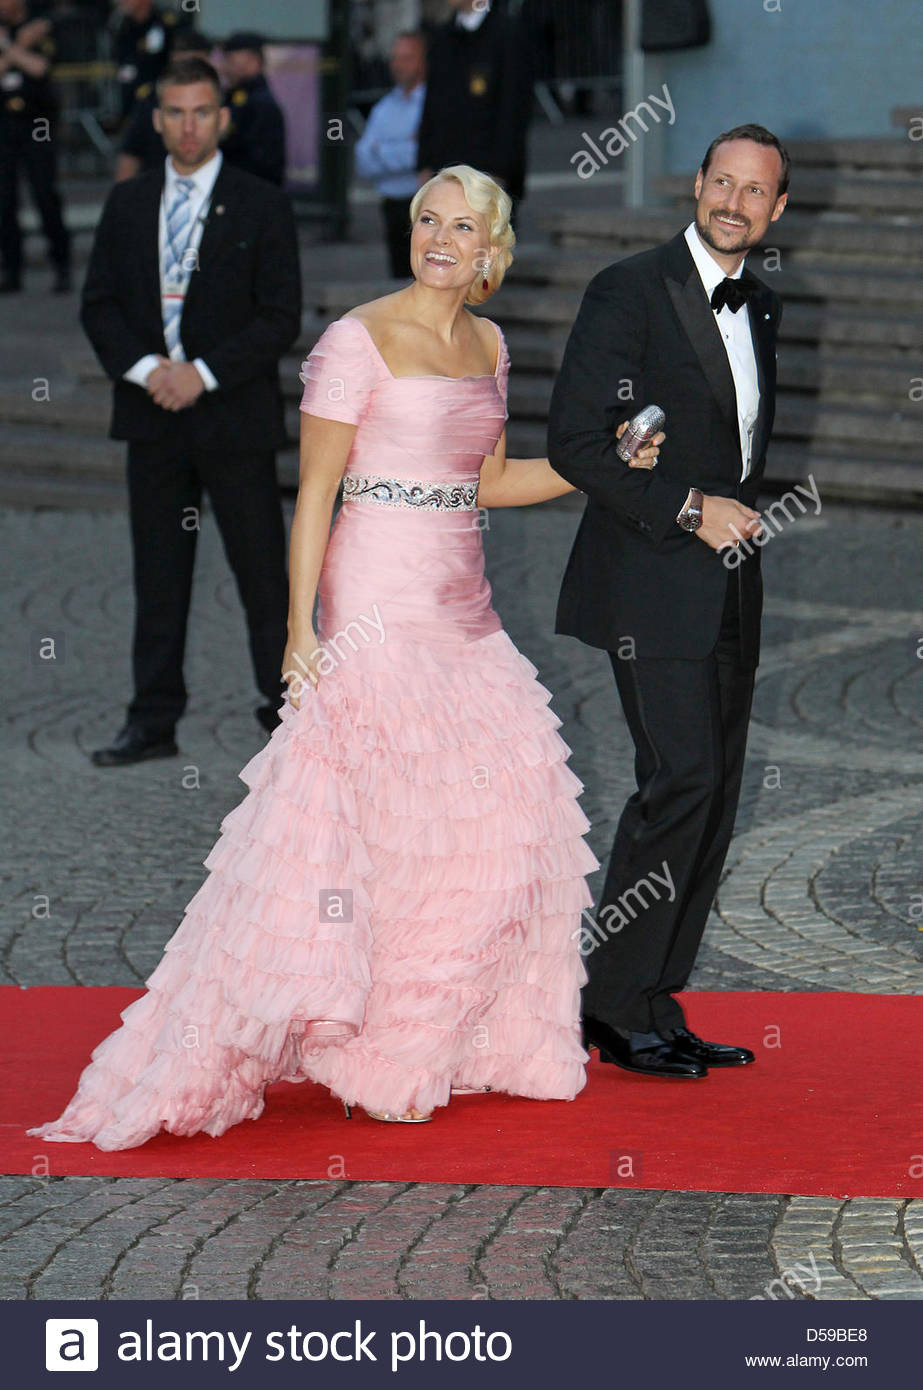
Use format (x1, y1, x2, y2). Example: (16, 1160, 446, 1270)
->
(5, 987, 921, 1197)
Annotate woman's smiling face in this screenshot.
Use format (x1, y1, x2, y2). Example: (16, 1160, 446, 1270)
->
(410, 180, 492, 294)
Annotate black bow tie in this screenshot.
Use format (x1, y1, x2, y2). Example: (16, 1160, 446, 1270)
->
(710, 277, 754, 314)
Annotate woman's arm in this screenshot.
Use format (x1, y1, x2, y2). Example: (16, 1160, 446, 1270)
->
(477, 430, 575, 508)
(282, 412, 356, 706)
(477, 426, 663, 509)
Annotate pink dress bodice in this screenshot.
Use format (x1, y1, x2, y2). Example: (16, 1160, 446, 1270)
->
(298, 314, 512, 646)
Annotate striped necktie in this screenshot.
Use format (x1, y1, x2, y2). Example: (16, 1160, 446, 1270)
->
(162, 175, 195, 356)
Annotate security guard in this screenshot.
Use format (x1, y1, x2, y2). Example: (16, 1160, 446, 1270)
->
(113, 0, 183, 124)
(0, 0, 71, 292)
(221, 31, 285, 186)
(114, 26, 212, 180)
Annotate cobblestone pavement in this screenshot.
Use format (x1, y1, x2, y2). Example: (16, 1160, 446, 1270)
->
(2, 496, 921, 1301)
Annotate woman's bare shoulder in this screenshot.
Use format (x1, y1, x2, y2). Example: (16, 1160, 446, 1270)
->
(467, 310, 504, 368)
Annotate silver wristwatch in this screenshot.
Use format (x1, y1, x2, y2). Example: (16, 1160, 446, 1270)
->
(676, 487, 704, 532)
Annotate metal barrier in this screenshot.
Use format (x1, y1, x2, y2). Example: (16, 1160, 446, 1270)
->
(518, 0, 623, 121)
(48, 11, 119, 170)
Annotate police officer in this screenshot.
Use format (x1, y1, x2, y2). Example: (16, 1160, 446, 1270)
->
(115, 27, 212, 180)
(113, 0, 183, 124)
(0, 0, 71, 292)
(221, 32, 285, 186)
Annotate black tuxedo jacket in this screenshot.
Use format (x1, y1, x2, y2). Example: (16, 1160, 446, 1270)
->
(547, 229, 782, 663)
(81, 160, 302, 451)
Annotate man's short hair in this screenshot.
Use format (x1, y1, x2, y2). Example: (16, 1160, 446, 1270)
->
(700, 123, 791, 197)
(156, 57, 222, 105)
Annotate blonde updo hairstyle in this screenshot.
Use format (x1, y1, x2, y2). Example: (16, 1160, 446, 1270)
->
(409, 164, 515, 306)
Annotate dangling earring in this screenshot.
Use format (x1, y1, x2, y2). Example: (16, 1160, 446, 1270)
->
(482, 258, 490, 292)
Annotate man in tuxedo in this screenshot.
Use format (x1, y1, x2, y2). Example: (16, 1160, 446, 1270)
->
(547, 125, 789, 1078)
(85, 57, 302, 767)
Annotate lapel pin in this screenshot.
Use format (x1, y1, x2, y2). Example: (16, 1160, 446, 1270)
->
(215, 205, 225, 215)
(764, 312, 770, 319)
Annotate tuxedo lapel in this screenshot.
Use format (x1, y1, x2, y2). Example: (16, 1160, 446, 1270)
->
(662, 235, 739, 440)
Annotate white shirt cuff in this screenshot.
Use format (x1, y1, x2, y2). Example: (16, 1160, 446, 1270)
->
(193, 357, 219, 391)
(123, 354, 161, 387)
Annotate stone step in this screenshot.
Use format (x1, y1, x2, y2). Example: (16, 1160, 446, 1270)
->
(783, 137, 923, 173)
(747, 443, 923, 506)
(309, 281, 923, 352)
(58, 311, 923, 414)
(499, 351, 915, 413)
(0, 378, 111, 432)
(18, 317, 916, 460)
(0, 469, 127, 510)
(0, 422, 125, 507)
(503, 420, 923, 506)
(2, 405, 916, 510)
(503, 379, 917, 454)
(9, 345, 910, 453)
(0, 422, 122, 478)
(502, 287, 922, 352)
(0, 420, 300, 506)
(546, 207, 923, 265)
(285, 335, 913, 402)
(657, 171, 923, 214)
(506, 247, 923, 308)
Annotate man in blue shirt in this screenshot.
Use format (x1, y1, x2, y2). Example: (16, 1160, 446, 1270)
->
(354, 30, 426, 278)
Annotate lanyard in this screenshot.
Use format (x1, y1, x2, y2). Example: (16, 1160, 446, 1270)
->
(161, 184, 211, 283)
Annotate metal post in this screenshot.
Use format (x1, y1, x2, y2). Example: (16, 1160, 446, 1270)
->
(622, 0, 645, 207)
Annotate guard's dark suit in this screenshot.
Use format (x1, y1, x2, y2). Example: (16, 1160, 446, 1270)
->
(548, 229, 782, 1034)
(82, 159, 302, 734)
(222, 74, 286, 186)
(416, 5, 533, 202)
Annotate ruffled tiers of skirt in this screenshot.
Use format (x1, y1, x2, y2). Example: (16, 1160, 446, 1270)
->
(27, 629, 597, 1149)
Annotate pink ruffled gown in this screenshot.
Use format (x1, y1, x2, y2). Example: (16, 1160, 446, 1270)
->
(27, 315, 597, 1150)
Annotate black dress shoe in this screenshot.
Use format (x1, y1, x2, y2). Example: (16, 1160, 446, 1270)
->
(256, 703, 282, 733)
(668, 1026, 755, 1067)
(91, 723, 178, 767)
(0, 276, 22, 293)
(52, 268, 72, 294)
(581, 1015, 708, 1079)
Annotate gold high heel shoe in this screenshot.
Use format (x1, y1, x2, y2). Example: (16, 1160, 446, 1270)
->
(305, 1019, 359, 1041)
(450, 1085, 492, 1095)
(364, 1108, 433, 1123)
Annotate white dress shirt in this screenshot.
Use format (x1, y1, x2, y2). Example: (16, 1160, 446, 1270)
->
(684, 221, 760, 480)
(456, 1, 491, 32)
(123, 150, 223, 393)
(354, 81, 426, 197)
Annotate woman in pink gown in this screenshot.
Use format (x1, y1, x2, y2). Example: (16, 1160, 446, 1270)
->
(27, 166, 660, 1146)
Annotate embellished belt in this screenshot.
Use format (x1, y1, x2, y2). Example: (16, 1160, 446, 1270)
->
(341, 472, 480, 511)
